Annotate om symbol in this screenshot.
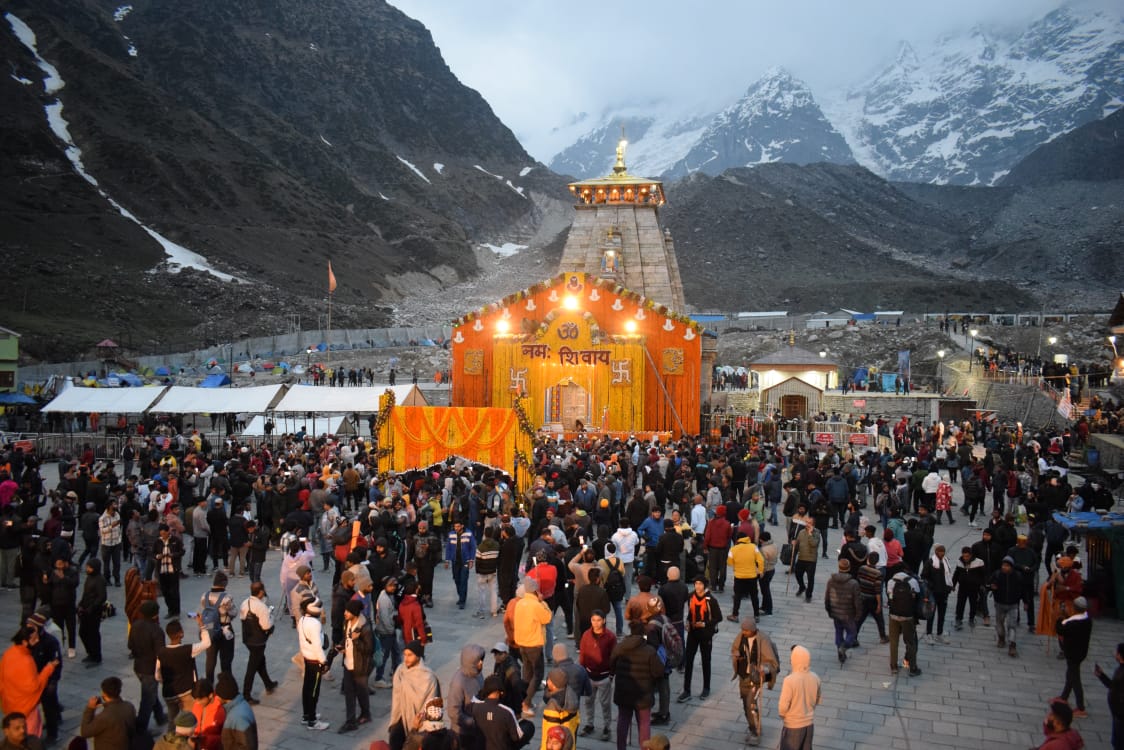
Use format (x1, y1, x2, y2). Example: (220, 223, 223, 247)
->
(558, 322, 579, 340)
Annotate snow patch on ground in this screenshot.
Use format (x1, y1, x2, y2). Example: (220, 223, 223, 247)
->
(319, 134, 332, 147)
(8, 12, 243, 283)
(519, 166, 533, 177)
(433, 163, 444, 174)
(127, 42, 138, 57)
(397, 155, 431, 184)
(480, 242, 528, 258)
(6, 14, 64, 95)
(504, 180, 526, 199)
(113, 5, 133, 22)
(378, 193, 390, 201)
(11, 74, 32, 85)
(473, 165, 503, 180)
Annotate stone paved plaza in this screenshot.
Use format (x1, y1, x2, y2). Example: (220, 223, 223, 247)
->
(15, 484, 1123, 750)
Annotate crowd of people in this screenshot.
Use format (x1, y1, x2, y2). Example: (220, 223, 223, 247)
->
(0, 410, 1121, 749)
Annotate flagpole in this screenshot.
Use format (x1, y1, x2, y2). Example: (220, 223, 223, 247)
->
(327, 260, 336, 366)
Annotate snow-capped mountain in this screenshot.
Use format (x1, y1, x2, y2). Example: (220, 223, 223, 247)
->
(822, 5, 1124, 185)
(664, 68, 853, 179)
(548, 108, 711, 180)
(550, 5, 1124, 186)
(548, 70, 850, 180)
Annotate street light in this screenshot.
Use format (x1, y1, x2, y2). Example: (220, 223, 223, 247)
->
(937, 349, 945, 389)
(969, 329, 979, 372)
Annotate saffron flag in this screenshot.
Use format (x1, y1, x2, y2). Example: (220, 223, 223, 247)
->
(328, 260, 337, 294)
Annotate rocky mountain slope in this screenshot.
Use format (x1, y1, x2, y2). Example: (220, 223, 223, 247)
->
(1000, 107, 1124, 186)
(663, 69, 853, 179)
(2, 0, 569, 359)
(550, 5, 1124, 185)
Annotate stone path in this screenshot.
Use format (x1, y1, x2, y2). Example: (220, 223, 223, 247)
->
(16, 487, 1121, 749)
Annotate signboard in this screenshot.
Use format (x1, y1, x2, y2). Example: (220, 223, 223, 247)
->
(848, 433, 869, 445)
(13, 440, 34, 454)
(814, 432, 834, 445)
(852, 399, 866, 408)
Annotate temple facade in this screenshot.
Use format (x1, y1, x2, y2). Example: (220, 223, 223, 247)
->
(450, 140, 712, 437)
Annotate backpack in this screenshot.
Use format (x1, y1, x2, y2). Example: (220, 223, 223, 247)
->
(604, 559, 626, 602)
(888, 576, 916, 618)
(201, 591, 230, 639)
(658, 616, 684, 669)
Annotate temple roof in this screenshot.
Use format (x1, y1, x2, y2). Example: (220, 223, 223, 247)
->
(750, 345, 837, 367)
(567, 137, 665, 205)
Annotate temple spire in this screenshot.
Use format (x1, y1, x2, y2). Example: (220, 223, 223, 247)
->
(613, 123, 627, 176)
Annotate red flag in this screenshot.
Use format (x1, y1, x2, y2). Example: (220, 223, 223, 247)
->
(328, 260, 337, 294)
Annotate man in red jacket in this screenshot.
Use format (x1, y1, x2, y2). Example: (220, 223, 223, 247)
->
(703, 507, 733, 593)
(578, 610, 617, 742)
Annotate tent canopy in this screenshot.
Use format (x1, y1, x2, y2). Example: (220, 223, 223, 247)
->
(242, 414, 355, 437)
(199, 374, 231, 388)
(0, 393, 36, 405)
(271, 384, 427, 413)
(40, 386, 166, 413)
(151, 385, 284, 414)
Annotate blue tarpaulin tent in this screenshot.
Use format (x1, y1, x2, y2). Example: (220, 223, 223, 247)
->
(0, 393, 36, 405)
(199, 373, 231, 388)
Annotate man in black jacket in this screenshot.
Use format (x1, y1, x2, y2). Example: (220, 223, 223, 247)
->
(678, 577, 722, 703)
(77, 559, 107, 665)
(127, 599, 168, 732)
(1057, 596, 1093, 718)
(611, 620, 664, 750)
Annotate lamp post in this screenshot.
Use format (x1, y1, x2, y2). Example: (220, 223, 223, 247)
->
(1111, 336, 1122, 383)
(937, 349, 945, 390)
(968, 329, 979, 372)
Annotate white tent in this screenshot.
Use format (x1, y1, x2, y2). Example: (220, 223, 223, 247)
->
(40, 386, 168, 413)
(150, 385, 286, 414)
(270, 384, 427, 413)
(242, 414, 355, 437)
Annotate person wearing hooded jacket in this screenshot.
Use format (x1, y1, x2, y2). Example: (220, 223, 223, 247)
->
(447, 644, 486, 750)
(540, 667, 579, 750)
(610, 620, 663, 750)
(777, 645, 821, 750)
(338, 599, 374, 734)
(727, 535, 764, 621)
(77, 558, 107, 665)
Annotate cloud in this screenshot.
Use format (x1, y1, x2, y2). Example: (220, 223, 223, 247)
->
(391, 0, 1077, 161)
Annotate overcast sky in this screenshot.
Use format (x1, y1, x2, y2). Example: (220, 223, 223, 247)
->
(390, 0, 1082, 162)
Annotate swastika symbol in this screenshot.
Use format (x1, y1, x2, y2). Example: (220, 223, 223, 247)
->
(611, 359, 631, 385)
(509, 367, 528, 393)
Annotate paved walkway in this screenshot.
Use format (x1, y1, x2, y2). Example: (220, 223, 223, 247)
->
(15, 487, 1122, 749)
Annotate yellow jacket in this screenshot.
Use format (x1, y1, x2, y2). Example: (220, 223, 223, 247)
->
(727, 537, 764, 579)
(513, 592, 552, 648)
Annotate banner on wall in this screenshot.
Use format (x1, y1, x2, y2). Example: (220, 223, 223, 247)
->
(897, 350, 911, 384)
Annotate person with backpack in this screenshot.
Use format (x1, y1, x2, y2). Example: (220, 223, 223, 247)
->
(642, 598, 677, 726)
(239, 580, 278, 702)
(887, 569, 922, 676)
(677, 576, 722, 704)
(599, 545, 627, 637)
(200, 571, 236, 683)
(730, 616, 779, 747)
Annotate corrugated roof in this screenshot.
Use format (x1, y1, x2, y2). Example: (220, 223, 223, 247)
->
(750, 345, 837, 367)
